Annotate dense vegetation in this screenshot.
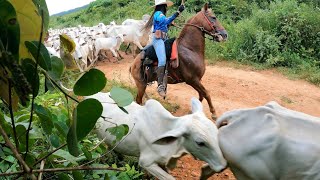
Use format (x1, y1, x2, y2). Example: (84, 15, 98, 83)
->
(0, 0, 148, 179)
(50, 0, 320, 85)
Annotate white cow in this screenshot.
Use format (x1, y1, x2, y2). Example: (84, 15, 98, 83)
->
(107, 23, 147, 57)
(201, 101, 320, 180)
(46, 46, 60, 58)
(88, 92, 227, 180)
(92, 34, 125, 64)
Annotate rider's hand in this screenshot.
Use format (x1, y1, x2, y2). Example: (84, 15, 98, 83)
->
(178, 5, 185, 13)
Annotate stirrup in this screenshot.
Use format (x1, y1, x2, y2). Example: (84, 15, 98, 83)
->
(157, 84, 166, 97)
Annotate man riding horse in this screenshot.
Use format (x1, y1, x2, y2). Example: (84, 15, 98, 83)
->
(143, 0, 185, 97)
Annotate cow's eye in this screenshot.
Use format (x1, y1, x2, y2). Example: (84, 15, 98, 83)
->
(196, 141, 206, 147)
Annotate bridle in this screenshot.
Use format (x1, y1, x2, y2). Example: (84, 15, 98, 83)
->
(180, 11, 222, 41)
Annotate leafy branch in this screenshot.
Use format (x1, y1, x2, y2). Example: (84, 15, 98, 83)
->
(0, 166, 123, 177)
(0, 124, 37, 180)
(24, 9, 44, 160)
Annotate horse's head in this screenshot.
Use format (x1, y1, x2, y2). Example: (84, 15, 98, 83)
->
(193, 3, 228, 42)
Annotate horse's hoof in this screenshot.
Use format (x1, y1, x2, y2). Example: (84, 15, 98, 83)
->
(211, 114, 217, 121)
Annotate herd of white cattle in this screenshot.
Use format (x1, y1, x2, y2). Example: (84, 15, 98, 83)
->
(90, 92, 320, 180)
(45, 14, 151, 71)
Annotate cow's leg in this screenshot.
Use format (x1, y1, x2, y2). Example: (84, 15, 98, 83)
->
(125, 43, 130, 54)
(109, 48, 120, 61)
(131, 44, 136, 58)
(133, 39, 143, 58)
(91, 49, 100, 65)
(116, 50, 123, 59)
(188, 80, 217, 120)
(142, 163, 175, 180)
(134, 40, 144, 50)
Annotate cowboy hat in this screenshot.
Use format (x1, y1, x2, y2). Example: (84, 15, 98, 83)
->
(152, 0, 174, 7)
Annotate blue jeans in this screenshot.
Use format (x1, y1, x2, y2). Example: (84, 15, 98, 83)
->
(152, 36, 166, 67)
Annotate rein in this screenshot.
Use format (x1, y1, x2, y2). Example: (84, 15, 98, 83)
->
(173, 23, 219, 41)
(172, 11, 219, 41)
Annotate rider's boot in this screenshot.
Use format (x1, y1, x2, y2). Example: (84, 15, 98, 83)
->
(156, 66, 166, 97)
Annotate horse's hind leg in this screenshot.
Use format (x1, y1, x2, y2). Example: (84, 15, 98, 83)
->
(188, 81, 217, 120)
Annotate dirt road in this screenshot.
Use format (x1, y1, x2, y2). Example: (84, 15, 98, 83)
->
(96, 55, 320, 179)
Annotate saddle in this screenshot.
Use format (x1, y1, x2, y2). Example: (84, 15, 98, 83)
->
(140, 38, 182, 85)
(142, 38, 179, 68)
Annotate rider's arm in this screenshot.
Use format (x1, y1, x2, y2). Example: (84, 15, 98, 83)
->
(154, 11, 179, 26)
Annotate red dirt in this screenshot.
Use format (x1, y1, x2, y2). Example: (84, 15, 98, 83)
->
(96, 54, 320, 180)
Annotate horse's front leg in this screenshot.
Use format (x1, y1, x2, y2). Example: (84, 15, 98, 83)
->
(198, 91, 204, 102)
(188, 81, 217, 120)
(136, 84, 146, 104)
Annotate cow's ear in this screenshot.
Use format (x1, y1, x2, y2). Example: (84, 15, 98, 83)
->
(152, 127, 187, 145)
(191, 97, 203, 113)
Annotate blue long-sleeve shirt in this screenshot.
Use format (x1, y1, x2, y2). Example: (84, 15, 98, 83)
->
(153, 11, 178, 33)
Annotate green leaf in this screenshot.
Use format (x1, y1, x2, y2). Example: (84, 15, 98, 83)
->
(3, 156, 15, 163)
(110, 87, 133, 107)
(104, 174, 110, 180)
(53, 149, 78, 165)
(67, 109, 80, 157)
(72, 171, 84, 180)
(81, 147, 92, 161)
(16, 124, 27, 144)
(34, 104, 53, 135)
(25, 41, 51, 70)
(0, 0, 20, 60)
(32, 0, 49, 32)
(50, 134, 60, 148)
(9, 0, 45, 60)
(54, 121, 68, 138)
(60, 34, 78, 69)
(0, 112, 13, 136)
(73, 69, 107, 96)
(93, 174, 100, 179)
(54, 121, 68, 139)
(25, 153, 36, 167)
(76, 99, 103, 141)
(21, 58, 40, 96)
(47, 56, 65, 80)
(106, 124, 129, 143)
(58, 173, 71, 180)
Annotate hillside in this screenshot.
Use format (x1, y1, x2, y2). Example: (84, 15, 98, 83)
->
(49, 0, 320, 86)
(49, 0, 154, 28)
(51, 4, 90, 17)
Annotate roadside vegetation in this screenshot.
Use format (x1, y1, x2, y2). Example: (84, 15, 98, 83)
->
(51, 0, 320, 86)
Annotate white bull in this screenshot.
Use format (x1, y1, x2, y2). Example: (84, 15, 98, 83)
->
(88, 92, 226, 180)
(201, 101, 320, 180)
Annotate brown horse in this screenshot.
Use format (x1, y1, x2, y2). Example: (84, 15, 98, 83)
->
(130, 3, 228, 119)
